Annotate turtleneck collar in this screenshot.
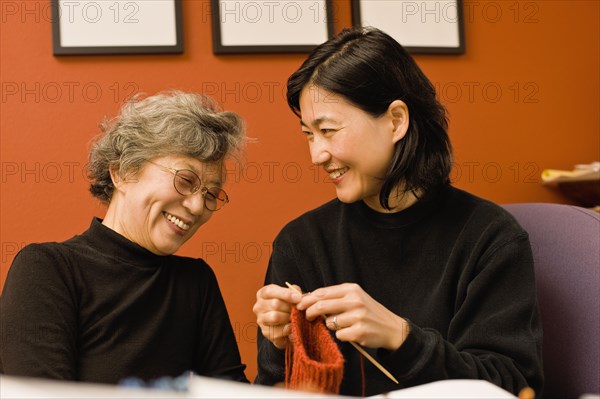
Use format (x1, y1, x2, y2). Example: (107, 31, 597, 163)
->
(80, 217, 166, 268)
(350, 184, 447, 229)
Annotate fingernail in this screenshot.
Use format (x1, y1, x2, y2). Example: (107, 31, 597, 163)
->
(291, 293, 301, 302)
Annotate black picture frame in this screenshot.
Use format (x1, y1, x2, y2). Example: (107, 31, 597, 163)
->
(211, 0, 334, 54)
(51, 0, 184, 55)
(352, 0, 465, 54)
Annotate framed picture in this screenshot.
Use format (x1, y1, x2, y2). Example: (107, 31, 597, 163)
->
(51, 0, 183, 55)
(352, 0, 465, 54)
(211, 0, 333, 54)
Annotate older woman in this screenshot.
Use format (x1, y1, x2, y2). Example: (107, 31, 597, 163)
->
(0, 91, 248, 384)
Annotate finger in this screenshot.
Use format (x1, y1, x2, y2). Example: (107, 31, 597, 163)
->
(287, 283, 303, 296)
(309, 282, 361, 297)
(257, 284, 302, 303)
(330, 317, 371, 345)
(261, 322, 291, 338)
(255, 297, 292, 321)
(334, 325, 360, 344)
(257, 308, 294, 327)
(303, 298, 350, 321)
(254, 294, 296, 314)
(260, 323, 292, 349)
(325, 315, 342, 331)
(283, 323, 292, 340)
(296, 285, 344, 311)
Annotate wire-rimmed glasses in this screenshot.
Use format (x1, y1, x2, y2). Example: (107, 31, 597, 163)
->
(147, 160, 229, 211)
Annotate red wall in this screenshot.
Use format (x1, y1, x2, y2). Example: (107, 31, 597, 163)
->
(1, 0, 598, 381)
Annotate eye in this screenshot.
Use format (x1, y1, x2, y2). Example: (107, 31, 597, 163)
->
(205, 190, 217, 200)
(301, 130, 314, 141)
(321, 128, 333, 134)
(175, 170, 200, 191)
(206, 188, 227, 202)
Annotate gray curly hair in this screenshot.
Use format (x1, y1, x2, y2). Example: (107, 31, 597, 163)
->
(87, 90, 246, 204)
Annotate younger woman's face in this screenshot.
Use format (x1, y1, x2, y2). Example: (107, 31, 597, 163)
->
(299, 86, 407, 211)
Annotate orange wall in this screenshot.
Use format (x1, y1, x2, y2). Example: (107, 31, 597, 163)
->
(1, 0, 598, 381)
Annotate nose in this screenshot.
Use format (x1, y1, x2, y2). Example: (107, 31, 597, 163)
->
(309, 136, 331, 166)
(182, 192, 208, 217)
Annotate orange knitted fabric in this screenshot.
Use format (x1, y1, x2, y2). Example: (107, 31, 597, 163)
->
(285, 307, 344, 394)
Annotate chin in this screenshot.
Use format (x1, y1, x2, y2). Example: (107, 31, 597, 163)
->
(153, 243, 182, 256)
(335, 192, 362, 204)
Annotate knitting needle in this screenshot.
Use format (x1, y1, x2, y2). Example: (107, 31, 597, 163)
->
(285, 282, 399, 384)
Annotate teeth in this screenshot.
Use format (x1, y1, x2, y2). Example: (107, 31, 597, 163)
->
(329, 168, 348, 179)
(164, 212, 190, 231)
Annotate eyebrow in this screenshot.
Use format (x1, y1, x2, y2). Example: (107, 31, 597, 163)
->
(180, 163, 200, 175)
(300, 116, 338, 129)
(180, 163, 223, 187)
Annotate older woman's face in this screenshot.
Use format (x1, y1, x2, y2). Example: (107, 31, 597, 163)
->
(107, 154, 223, 255)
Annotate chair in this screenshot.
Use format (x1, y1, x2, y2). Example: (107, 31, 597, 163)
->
(502, 203, 600, 399)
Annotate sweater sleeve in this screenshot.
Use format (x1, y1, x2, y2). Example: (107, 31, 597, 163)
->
(0, 244, 79, 379)
(377, 232, 544, 396)
(192, 262, 249, 383)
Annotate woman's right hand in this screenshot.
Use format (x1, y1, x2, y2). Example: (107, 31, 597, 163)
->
(253, 284, 302, 349)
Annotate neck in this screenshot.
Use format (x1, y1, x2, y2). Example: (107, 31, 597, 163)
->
(102, 202, 116, 229)
(363, 188, 420, 214)
(102, 197, 126, 237)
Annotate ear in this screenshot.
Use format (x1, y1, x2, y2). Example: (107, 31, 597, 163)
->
(387, 100, 409, 144)
(109, 164, 125, 192)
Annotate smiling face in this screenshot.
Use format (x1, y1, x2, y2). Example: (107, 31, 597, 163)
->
(102, 154, 224, 255)
(299, 86, 409, 211)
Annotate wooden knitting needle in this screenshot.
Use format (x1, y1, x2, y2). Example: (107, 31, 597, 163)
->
(285, 282, 399, 384)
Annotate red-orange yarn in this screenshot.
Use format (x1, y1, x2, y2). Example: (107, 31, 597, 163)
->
(285, 307, 344, 394)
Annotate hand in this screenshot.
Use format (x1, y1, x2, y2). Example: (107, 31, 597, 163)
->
(253, 284, 302, 350)
(297, 283, 409, 351)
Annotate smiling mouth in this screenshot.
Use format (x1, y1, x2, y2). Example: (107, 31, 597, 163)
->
(328, 167, 348, 180)
(164, 212, 190, 231)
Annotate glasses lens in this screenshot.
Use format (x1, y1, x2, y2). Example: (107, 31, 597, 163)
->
(174, 170, 201, 195)
(204, 188, 229, 211)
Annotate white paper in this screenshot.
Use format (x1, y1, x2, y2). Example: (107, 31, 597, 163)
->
(58, 0, 177, 47)
(370, 379, 517, 398)
(188, 375, 337, 397)
(358, 0, 461, 48)
(218, 0, 329, 46)
(1, 375, 517, 398)
(0, 375, 331, 398)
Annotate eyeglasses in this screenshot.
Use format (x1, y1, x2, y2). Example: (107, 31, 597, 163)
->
(146, 160, 229, 211)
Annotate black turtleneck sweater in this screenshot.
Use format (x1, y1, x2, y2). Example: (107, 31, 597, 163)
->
(0, 218, 248, 384)
(256, 185, 543, 397)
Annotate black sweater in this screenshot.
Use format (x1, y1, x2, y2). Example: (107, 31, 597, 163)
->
(0, 218, 247, 384)
(256, 185, 543, 396)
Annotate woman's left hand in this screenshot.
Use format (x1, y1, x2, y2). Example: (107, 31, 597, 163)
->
(296, 283, 409, 351)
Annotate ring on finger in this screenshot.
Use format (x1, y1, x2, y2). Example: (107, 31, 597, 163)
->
(327, 316, 340, 331)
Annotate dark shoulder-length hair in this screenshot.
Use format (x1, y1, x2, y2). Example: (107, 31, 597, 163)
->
(287, 27, 452, 209)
